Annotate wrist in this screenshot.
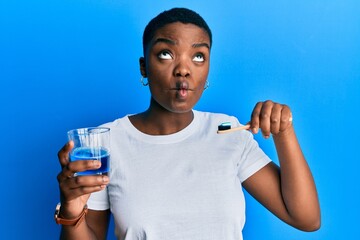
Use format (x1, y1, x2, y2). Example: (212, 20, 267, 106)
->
(55, 203, 88, 228)
(58, 200, 87, 219)
(274, 125, 295, 139)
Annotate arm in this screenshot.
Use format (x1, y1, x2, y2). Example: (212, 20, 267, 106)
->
(60, 209, 110, 240)
(242, 101, 320, 231)
(57, 141, 111, 239)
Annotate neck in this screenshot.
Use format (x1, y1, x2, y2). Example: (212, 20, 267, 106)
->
(129, 99, 194, 135)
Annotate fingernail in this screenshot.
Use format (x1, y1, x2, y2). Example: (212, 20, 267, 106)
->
(253, 128, 258, 134)
(97, 176, 109, 183)
(102, 176, 109, 182)
(93, 160, 101, 168)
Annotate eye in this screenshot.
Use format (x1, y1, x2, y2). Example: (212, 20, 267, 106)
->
(193, 53, 205, 62)
(158, 51, 172, 60)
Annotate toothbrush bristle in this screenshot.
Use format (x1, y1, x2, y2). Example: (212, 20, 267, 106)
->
(218, 122, 231, 131)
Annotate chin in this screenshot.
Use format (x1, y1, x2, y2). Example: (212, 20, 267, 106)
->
(152, 97, 196, 114)
(163, 104, 194, 114)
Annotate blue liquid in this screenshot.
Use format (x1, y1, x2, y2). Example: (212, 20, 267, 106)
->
(70, 147, 110, 176)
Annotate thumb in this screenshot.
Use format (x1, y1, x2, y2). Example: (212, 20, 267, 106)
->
(57, 140, 74, 168)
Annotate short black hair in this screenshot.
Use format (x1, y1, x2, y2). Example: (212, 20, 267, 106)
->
(142, 7, 212, 55)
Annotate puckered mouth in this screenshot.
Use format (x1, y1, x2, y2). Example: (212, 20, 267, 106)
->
(170, 81, 195, 91)
(170, 87, 195, 91)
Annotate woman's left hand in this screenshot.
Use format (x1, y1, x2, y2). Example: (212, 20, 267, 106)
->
(249, 100, 293, 138)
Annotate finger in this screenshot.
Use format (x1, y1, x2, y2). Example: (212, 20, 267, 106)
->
(279, 105, 293, 132)
(250, 102, 263, 134)
(61, 184, 107, 202)
(66, 175, 110, 190)
(58, 172, 109, 201)
(70, 185, 107, 198)
(57, 165, 73, 183)
(259, 100, 273, 138)
(270, 103, 282, 135)
(58, 141, 74, 167)
(57, 160, 101, 182)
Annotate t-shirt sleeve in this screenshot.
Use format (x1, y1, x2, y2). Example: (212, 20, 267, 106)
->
(87, 188, 110, 210)
(237, 132, 271, 183)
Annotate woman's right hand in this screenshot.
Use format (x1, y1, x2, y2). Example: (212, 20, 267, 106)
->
(57, 141, 109, 219)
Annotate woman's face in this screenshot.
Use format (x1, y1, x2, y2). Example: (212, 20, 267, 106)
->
(142, 22, 211, 114)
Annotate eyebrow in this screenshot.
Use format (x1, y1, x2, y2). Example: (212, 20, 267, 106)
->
(192, 42, 210, 49)
(153, 38, 210, 49)
(153, 38, 176, 46)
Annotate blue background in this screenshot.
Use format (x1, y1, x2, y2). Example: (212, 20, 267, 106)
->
(1, 0, 359, 239)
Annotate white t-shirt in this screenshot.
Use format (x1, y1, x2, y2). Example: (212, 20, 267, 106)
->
(88, 110, 271, 240)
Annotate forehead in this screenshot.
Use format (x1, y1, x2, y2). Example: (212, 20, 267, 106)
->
(150, 22, 210, 46)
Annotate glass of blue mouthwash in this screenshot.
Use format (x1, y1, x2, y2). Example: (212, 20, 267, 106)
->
(67, 127, 110, 176)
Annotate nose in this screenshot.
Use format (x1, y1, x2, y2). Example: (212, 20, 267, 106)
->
(173, 58, 190, 77)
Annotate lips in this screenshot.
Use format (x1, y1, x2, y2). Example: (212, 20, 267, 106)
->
(179, 87, 188, 97)
(173, 81, 192, 99)
(177, 81, 189, 90)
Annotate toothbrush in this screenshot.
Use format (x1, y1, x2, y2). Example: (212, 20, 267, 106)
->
(217, 122, 250, 134)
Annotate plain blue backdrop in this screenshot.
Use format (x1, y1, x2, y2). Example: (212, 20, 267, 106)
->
(1, 0, 359, 239)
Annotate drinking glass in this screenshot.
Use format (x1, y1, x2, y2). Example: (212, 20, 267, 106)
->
(67, 127, 110, 176)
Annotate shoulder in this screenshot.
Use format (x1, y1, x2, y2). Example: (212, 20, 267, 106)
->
(98, 115, 130, 129)
(193, 110, 255, 145)
(193, 110, 241, 127)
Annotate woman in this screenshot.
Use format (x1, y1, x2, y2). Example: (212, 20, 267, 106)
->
(56, 7, 320, 240)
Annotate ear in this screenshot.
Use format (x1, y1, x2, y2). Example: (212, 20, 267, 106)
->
(139, 57, 147, 77)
